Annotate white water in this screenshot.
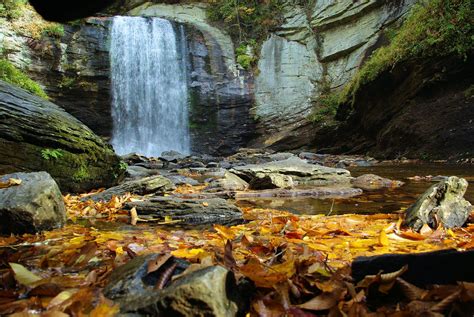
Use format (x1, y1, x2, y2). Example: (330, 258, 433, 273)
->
(110, 16, 190, 157)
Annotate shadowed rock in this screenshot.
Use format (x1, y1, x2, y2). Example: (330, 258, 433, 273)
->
(0, 172, 66, 234)
(351, 174, 404, 191)
(404, 176, 472, 231)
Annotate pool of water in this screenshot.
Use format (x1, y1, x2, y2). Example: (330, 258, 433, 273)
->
(236, 163, 474, 215)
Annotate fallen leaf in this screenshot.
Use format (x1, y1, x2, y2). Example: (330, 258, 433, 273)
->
(9, 263, 42, 286)
(298, 292, 339, 311)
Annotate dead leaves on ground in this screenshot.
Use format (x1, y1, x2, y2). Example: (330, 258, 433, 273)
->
(0, 194, 472, 316)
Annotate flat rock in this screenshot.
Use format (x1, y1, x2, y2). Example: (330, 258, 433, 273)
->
(404, 176, 472, 231)
(235, 187, 362, 199)
(249, 172, 294, 190)
(125, 197, 243, 226)
(351, 174, 404, 191)
(83, 175, 175, 202)
(231, 157, 352, 187)
(0, 172, 66, 234)
(205, 172, 248, 192)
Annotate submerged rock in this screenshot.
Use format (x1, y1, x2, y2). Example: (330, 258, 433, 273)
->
(83, 175, 175, 202)
(404, 176, 472, 231)
(0, 80, 124, 192)
(351, 174, 404, 191)
(231, 157, 352, 187)
(249, 173, 294, 190)
(126, 197, 243, 226)
(0, 172, 66, 234)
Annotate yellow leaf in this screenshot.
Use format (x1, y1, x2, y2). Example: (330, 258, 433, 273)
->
(89, 301, 120, 317)
(446, 229, 456, 238)
(9, 263, 42, 286)
(130, 207, 138, 226)
(379, 230, 389, 246)
(171, 248, 206, 259)
(214, 224, 236, 240)
(115, 246, 124, 255)
(165, 215, 173, 223)
(47, 289, 78, 309)
(202, 201, 209, 207)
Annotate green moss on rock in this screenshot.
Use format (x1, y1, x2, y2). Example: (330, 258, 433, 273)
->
(0, 59, 48, 99)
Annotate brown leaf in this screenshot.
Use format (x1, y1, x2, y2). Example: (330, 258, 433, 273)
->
(28, 283, 62, 297)
(130, 207, 138, 226)
(224, 240, 237, 270)
(0, 178, 21, 189)
(147, 254, 172, 274)
(298, 292, 339, 311)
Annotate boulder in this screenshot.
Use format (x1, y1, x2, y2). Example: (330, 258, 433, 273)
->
(404, 176, 472, 231)
(0, 80, 124, 192)
(125, 197, 243, 226)
(205, 172, 248, 192)
(0, 172, 66, 234)
(83, 175, 175, 202)
(149, 266, 240, 317)
(249, 173, 294, 190)
(125, 165, 160, 180)
(231, 157, 352, 187)
(351, 174, 404, 191)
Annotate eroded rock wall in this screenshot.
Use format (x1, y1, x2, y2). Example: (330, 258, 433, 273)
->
(254, 0, 416, 147)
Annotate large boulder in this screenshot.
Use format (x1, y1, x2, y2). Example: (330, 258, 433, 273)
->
(404, 176, 472, 231)
(0, 172, 66, 234)
(0, 80, 124, 192)
(205, 172, 249, 192)
(231, 157, 352, 187)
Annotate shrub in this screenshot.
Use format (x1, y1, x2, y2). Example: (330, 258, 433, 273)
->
(0, 59, 48, 98)
(41, 149, 64, 160)
(41, 24, 65, 39)
(0, 0, 27, 20)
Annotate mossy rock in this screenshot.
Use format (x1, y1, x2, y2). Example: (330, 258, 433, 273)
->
(0, 80, 124, 193)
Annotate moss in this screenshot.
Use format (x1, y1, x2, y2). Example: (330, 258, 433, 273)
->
(340, 0, 473, 106)
(72, 165, 90, 182)
(58, 76, 76, 90)
(309, 92, 339, 123)
(41, 148, 64, 160)
(0, 59, 48, 99)
(41, 24, 65, 39)
(0, 0, 27, 20)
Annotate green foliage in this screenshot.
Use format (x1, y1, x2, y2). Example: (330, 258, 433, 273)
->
(340, 0, 473, 106)
(0, 0, 27, 20)
(41, 148, 64, 161)
(0, 59, 48, 99)
(309, 93, 340, 123)
(41, 24, 65, 39)
(119, 161, 128, 171)
(236, 41, 257, 69)
(206, 0, 283, 42)
(58, 76, 75, 89)
(72, 165, 89, 182)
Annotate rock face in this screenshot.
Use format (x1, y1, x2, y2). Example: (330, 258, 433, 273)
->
(404, 176, 472, 231)
(231, 157, 352, 187)
(254, 0, 416, 148)
(0, 172, 66, 234)
(0, 80, 124, 192)
(315, 55, 474, 159)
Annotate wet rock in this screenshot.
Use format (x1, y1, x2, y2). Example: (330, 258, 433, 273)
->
(159, 151, 187, 164)
(126, 166, 160, 180)
(121, 153, 150, 165)
(104, 254, 189, 311)
(125, 197, 243, 226)
(83, 175, 175, 202)
(205, 172, 248, 192)
(166, 174, 199, 186)
(231, 157, 352, 186)
(147, 266, 240, 317)
(404, 176, 472, 231)
(249, 173, 294, 190)
(351, 174, 404, 191)
(0, 172, 66, 234)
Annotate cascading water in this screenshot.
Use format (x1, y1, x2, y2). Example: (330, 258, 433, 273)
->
(110, 16, 190, 157)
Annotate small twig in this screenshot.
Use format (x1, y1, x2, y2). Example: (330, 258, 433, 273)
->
(326, 199, 335, 216)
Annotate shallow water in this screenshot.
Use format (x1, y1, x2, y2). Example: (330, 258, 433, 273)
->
(236, 163, 474, 215)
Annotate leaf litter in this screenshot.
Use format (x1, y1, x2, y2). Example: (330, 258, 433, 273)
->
(0, 189, 473, 316)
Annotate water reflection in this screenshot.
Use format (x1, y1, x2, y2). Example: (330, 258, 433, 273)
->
(236, 163, 474, 215)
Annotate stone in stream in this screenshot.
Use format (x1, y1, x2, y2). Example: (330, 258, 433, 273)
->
(404, 176, 472, 231)
(125, 197, 243, 226)
(125, 165, 160, 180)
(249, 172, 294, 190)
(0, 172, 66, 234)
(105, 254, 242, 316)
(205, 172, 249, 192)
(0, 80, 124, 193)
(82, 175, 175, 202)
(351, 174, 404, 191)
(231, 156, 352, 188)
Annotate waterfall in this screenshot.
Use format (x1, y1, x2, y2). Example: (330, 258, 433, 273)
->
(110, 16, 190, 157)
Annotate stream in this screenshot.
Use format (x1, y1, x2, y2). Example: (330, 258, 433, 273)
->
(236, 162, 474, 215)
